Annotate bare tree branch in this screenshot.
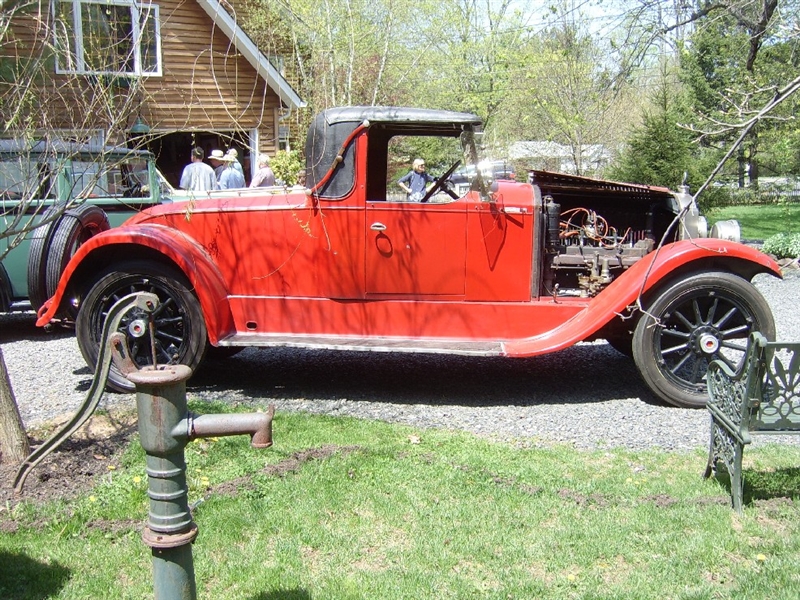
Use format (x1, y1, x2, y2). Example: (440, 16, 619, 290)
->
(695, 72, 800, 198)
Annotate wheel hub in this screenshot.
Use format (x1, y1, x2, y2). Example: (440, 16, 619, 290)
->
(692, 326, 720, 355)
(127, 317, 149, 339)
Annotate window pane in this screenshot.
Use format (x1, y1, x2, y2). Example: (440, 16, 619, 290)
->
(1, 159, 56, 207)
(53, 1, 77, 72)
(69, 161, 104, 198)
(81, 3, 134, 73)
(139, 6, 159, 73)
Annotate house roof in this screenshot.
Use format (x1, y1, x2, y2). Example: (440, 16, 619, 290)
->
(195, 0, 306, 110)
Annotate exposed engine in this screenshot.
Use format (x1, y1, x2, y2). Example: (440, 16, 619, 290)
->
(530, 171, 739, 298)
(543, 197, 655, 297)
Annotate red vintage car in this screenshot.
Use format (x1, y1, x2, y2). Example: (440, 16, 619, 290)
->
(37, 106, 779, 408)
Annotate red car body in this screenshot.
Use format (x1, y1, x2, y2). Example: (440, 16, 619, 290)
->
(38, 106, 780, 408)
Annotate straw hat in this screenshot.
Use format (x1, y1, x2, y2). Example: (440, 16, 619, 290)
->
(210, 149, 225, 160)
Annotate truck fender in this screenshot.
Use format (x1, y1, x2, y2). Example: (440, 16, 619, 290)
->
(36, 224, 235, 344)
(503, 239, 781, 357)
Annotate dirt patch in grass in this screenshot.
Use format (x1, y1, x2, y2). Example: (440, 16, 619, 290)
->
(212, 444, 362, 496)
(0, 414, 137, 518)
(558, 488, 610, 507)
(644, 493, 679, 508)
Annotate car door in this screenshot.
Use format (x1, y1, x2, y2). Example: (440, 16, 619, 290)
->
(365, 200, 467, 296)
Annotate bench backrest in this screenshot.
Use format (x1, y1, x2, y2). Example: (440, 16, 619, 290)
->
(707, 332, 800, 439)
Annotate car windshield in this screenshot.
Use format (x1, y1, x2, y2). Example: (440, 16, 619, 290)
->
(68, 156, 150, 199)
(385, 130, 494, 203)
(0, 157, 56, 206)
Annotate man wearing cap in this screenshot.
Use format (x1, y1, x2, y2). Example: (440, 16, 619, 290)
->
(218, 153, 246, 189)
(209, 149, 226, 180)
(179, 146, 216, 192)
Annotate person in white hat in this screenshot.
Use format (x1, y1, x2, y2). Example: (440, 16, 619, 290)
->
(209, 149, 226, 180)
(218, 152, 246, 189)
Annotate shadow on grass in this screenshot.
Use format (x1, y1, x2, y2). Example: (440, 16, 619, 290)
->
(713, 466, 800, 508)
(0, 551, 70, 599)
(248, 590, 311, 600)
(745, 466, 800, 504)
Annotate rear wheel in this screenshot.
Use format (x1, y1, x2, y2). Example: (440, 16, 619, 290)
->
(76, 261, 207, 393)
(632, 271, 774, 408)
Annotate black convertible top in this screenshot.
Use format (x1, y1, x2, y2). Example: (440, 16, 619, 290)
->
(319, 106, 482, 128)
(306, 106, 482, 198)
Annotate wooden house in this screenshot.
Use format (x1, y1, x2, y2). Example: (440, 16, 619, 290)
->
(0, 0, 305, 186)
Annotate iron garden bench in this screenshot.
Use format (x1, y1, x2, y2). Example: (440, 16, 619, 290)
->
(704, 332, 800, 512)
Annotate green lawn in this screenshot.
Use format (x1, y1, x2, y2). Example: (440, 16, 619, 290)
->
(2, 406, 800, 600)
(706, 203, 800, 239)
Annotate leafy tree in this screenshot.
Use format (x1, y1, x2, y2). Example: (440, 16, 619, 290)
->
(609, 67, 694, 188)
(246, 0, 418, 110)
(411, 0, 527, 124)
(270, 149, 304, 185)
(494, 11, 634, 176)
(677, 1, 798, 187)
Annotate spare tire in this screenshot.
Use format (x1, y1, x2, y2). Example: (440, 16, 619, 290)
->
(44, 204, 110, 304)
(27, 206, 62, 312)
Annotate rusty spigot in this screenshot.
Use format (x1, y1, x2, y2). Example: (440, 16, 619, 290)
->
(187, 410, 274, 448)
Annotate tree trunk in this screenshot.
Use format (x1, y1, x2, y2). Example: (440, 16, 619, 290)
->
(0, 347, 30, 464)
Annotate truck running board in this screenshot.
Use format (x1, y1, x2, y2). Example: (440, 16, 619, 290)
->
(217, 334, 505, 356)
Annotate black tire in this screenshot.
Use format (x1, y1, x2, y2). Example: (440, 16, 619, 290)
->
(632, 271, 775, 408)
(45, 205, 110, 301)
(76, 261, 207, 393)
(27, 206, 61, 312)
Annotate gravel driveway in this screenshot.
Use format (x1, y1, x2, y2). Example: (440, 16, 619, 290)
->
(3, 268, 799, 452)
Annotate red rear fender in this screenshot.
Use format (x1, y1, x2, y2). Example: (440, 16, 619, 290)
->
(36, 224, 234, 343)
(503, 239, 781, 356)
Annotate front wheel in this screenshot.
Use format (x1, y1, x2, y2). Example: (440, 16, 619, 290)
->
(76, 261, 207, 393)
(632, 271, 775, 408)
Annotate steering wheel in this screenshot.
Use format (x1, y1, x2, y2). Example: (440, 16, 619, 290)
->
(123, 181, 142, 198)
(420, 160, 461, 203)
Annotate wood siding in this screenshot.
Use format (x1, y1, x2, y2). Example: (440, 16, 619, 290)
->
(2, 0, 281, 155)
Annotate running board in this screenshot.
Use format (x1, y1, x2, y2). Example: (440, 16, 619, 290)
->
(217, 334, 505, 356)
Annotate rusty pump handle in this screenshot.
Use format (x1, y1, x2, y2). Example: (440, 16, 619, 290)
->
(14, 291, 160, 493)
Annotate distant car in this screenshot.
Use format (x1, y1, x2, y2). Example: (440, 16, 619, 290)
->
(0, 141, 161, 312)
(39, 106, 779, 409)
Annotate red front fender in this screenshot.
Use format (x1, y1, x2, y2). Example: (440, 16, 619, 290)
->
(36, 224, 235, 344)
(502, 239, 781, 356)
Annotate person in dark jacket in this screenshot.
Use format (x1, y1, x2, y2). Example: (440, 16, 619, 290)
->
(398, 158, 436, 201)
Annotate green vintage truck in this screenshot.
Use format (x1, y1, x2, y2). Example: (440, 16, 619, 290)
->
(0, 140, 169, 313)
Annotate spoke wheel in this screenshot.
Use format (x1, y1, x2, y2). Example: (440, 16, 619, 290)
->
(76, 261, 207, 393)
(632, 271, 775, 408)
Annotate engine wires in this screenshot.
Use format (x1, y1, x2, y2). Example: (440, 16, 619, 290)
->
(559, 207, 630, 248)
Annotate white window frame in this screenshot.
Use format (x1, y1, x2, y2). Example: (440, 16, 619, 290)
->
(53, 0, 162, 77)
